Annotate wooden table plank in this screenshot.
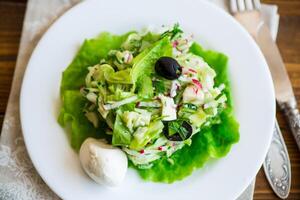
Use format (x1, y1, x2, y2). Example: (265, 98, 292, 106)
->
(263, 0, 300, 16)
(276, 17, 300, 63)
(0, 60, 16, 113)
(0, 1, 299, 200)
(0, 2, 26, 115)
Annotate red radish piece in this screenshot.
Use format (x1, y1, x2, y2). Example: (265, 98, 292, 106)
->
(172, 40, 179, 47)
(192, 87, 199, 94)
(188, 68, 197, 73)
(192, 79, 202, 89)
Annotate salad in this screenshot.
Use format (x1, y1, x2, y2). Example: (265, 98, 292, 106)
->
(58, 24, 239, 184)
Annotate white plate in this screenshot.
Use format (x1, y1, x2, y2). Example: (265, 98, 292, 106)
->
(20, 0, 275, 199)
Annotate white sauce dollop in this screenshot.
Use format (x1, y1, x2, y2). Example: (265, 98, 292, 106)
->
(79, 138, 128, 186)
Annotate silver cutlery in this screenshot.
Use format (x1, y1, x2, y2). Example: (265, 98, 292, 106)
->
(230, 0, 293, 198)
(264, 121, 291, 198)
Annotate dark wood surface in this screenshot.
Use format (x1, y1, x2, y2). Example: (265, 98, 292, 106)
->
(0, 0, 299, 199)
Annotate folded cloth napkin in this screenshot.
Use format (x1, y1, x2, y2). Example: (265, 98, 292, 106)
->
(0, 0, 279, 199)
(211, 0, 279, 40)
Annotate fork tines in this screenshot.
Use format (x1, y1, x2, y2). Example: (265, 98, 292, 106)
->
(230, 0, 261, 13)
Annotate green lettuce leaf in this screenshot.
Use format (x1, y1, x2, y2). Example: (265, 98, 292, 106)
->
(130, 120, 164, 150)
(136, 75, 153, 99)
(60, 32, 131, 93)
(131, 37, 172, 95)
(59, 32, 131, 150)
(112, 110, 132, 146)
(58, 90, 107, 150)
(100, 64, 133, 84)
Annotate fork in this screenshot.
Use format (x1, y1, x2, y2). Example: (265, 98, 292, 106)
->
(230, 0, 263, 38)
(229, 0, 291, 199)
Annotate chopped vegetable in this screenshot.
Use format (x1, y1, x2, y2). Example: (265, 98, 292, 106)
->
(103, 95, 138, 110)
(159, 94, 177, 121)
(122, 109, 151, 132)
(112, 111, 132, 146)
(130, 120, 164, 150)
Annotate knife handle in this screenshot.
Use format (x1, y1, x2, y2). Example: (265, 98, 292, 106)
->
(279, 98, 300, 150)
(263, 120, 291, 199)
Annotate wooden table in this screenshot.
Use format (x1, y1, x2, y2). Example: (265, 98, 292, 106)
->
(0, 0, 299, 199)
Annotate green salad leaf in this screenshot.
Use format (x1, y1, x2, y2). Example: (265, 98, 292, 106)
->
(58, 90, 107, 150)
(136, 75, 153, 99)
(112, 111, 132, 146)
(130, 120, 164, 150)
(59, 32, 131, 150)
(101, 64, 133, 84)
(131, 37, 172, 93)
(60, 32, 131, 93)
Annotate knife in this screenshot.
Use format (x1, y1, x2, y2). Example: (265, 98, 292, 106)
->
(255, 24, 300, 151)
(251, 21, 293, 200)
(230, 4, 293, 197)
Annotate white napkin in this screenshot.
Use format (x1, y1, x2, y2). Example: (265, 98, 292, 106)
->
(210, 0, 279, 40)
(0, 0, 279, 199)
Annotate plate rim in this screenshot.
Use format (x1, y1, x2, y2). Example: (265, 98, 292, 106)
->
(19, 0, 275, 199)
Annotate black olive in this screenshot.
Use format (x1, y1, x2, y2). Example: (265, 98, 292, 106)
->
(155, 57, 181, 80)
(163, 120, 193, 141)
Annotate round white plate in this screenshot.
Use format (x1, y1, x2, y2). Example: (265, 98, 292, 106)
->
(20, 0, 275, 199)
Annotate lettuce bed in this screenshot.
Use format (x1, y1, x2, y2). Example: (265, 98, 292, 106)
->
(58, 32, 239, 183)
